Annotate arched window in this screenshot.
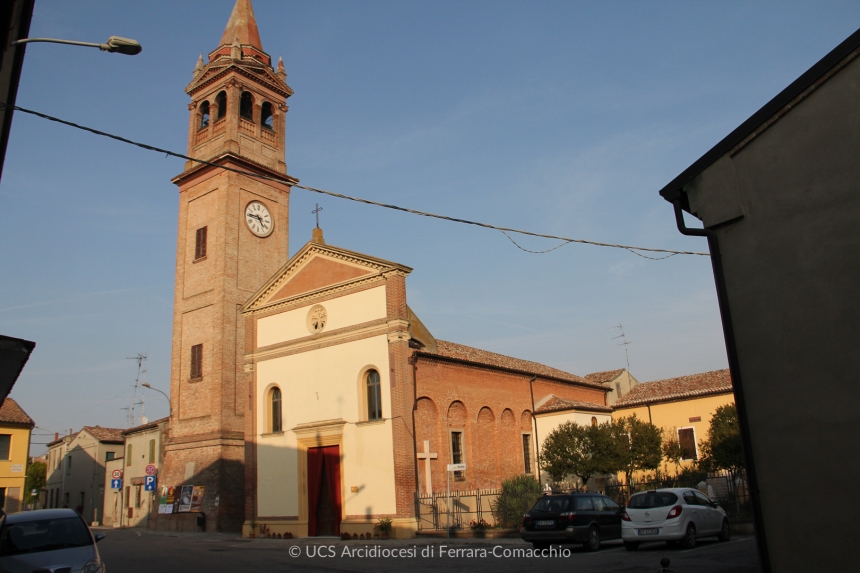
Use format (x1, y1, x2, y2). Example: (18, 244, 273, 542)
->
(261, 102, 274, 130)
(591, 416, 598, 427)
(215, 91, 227, 120)
(270, 387, 282, 433)
(366, 370, 382, 420)
(199, 101, 210, 129)
(240, 91, 254, 120)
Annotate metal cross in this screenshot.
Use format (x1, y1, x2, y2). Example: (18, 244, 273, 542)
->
(312, 203, 323, 228)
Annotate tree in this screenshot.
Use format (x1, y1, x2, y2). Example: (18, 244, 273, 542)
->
(24, 461, 46, 506)
(699, 404, 745, 484)
(612, 414, 663, 485)
(491, 474, 542, 528)
(661, 427, 686, 476)
(540, 421, 602, 487)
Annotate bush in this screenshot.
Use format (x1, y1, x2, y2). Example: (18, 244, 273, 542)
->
(491, 474, 542, 528)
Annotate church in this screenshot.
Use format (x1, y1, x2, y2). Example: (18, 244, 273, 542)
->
(155, 0, 614, 537)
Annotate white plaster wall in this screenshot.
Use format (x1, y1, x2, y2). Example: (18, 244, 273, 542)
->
(255, 334, 397, 517)
(257, 286, 387, 348)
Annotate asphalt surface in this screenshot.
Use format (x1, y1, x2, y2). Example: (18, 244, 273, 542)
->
(95, 528, 763, 573)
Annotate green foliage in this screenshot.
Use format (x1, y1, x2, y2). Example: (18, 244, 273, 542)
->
(699, 404, 745, 474)
(375, 517, 393, 534)
(613, 414, 663, 484)
(661, 428, 686, 474)
(24, 461, 47, 505)
(491, 474, 542, 528)
(539, 421, 620, 486)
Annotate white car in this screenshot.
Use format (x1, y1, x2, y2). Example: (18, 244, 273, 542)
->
(0, 508, 106, 573)
(621, 487, 730, 550)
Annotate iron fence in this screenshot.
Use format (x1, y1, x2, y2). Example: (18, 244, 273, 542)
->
(603, 470, 752, 521)
(416, 488, 501, 531)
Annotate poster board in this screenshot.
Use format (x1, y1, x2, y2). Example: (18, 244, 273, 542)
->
(190, 485, 205, 512)
(178, 485, 194, 513)
(158, 486, 176, 514)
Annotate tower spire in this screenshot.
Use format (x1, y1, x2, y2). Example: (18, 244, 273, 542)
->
(219, 0, 263, 51)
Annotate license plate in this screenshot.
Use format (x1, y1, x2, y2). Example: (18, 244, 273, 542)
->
(536, 520, 555, 527)
(638, 528, 659, 536)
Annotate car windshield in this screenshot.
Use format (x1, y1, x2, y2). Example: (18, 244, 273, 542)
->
(530, 497, 571, 513)
(628, 492, 678, 509)
(0, 516, 92, 556)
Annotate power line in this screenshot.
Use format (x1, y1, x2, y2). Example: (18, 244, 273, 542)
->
(2, 102, 709, 259)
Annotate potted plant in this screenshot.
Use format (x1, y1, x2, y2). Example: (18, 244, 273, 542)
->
(375, 517, 393, 540)
(248, 519, 257, 539)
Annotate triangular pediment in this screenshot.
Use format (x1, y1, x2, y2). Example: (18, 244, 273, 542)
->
(243, 241, 412, 312)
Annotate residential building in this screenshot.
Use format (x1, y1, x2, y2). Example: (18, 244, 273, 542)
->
(585, 369, 639, 406)
(102, 417, 168, 528)
(658, 25, 860, 572)
(0, 398, 34, 512)
(44, 426, 124, 524)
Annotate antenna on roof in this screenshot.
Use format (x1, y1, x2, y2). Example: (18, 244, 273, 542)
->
(124, 353, 147, 427)
(610, 323, 633, 372)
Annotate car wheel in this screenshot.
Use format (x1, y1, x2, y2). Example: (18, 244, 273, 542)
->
(680, 523, 696, 549)
(532, 542, 550, 550)
(624, 542, 639, 551)
(718, 519, 730, 542)
(583, 526, 600, 552)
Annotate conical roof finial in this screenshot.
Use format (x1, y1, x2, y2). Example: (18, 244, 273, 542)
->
(194, 52, 204, 74)
(220, 0, 263, 50)
(277, 56, 285, 73)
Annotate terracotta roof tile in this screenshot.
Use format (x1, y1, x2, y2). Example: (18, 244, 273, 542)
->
(536, 395, 613, 414)
(122, 417, 169, 436)
(584, 369, 625, 385)
(0, 398, 34, 426)
(431, 341, 604, 389)
(614, 369, 733, 408)
(81, 426, 125, 443)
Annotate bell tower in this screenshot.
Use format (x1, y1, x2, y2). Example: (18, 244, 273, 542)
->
(159, 0, 297, 531)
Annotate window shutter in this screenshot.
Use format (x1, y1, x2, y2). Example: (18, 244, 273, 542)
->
(149, 439, 155, 464)
(191, 344, 203, 379)
(678, 428, 697, 460)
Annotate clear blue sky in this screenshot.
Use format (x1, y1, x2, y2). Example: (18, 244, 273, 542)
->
(3, 1, 859, 452)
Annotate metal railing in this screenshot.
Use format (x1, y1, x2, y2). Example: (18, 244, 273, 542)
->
(416, 488, 501, 530)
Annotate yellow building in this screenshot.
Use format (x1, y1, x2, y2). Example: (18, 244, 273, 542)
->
(613, 369, 734, 472)
(0, 398, 35, 513)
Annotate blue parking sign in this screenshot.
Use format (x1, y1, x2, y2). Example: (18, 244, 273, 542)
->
(111, 478, 122, 489)
(144, 475, 157, 492)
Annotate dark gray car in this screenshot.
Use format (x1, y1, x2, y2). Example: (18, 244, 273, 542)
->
(520, 492, 623, 551)
(0, 508, 105, 573)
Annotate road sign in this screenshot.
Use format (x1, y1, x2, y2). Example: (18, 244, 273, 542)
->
(111, 478, 122, 489)
(144, 475, 157, 492)
(447, 463, 466, 472)
(145, 464, 157, 476)
(111, 469, 122, 479)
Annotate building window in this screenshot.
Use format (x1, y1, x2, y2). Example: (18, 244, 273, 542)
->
(215, 91, 227, 120)
(194, 226, 207, 260)
(261, 102, 273, 130)
(240, 91, 254, 120)
(66, 456, 72, 475)
(127, 445, 133, 466)
(134, 486, 141, 509)
(270, 387, 282, 433)
(591, 416, 598, 427)
(678, 428, 698, 460)
(190, 344, 203, 379)
(0, 435, 10, 460)
(450, 431, 464, 480)
(63, 492, 69, 506)
(199, 101, 210, 129)
(105, 451, 115, 462)
(522, 434, 532, 474)
(149, 439, 156, 464)
(366, 370, 382, 420)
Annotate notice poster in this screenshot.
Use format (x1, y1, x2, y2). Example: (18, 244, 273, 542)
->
(190, 486, 205, 513)
(158, 486, 169, 514)
(160, 486, 176, 514)
(178, 485, 194, 512)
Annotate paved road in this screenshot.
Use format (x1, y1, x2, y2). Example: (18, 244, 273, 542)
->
(96, 529, 762, 573)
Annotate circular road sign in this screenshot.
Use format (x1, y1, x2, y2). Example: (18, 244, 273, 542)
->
(111, 469, 122, 479)
(145, 464, 157, 476)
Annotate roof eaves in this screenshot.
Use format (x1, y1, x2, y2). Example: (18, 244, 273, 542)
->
(660, 27, 860, 205)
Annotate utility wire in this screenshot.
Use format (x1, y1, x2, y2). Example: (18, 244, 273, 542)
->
(3, 102, 709, 258)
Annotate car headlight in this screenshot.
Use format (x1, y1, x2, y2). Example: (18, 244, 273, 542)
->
(82, 557, 103, 573)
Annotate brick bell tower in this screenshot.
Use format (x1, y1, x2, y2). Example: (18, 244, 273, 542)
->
(158, 0, 296, 531)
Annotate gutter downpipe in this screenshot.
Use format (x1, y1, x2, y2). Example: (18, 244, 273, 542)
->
(528, 376, 542, 487)
(672, 199, 771, 573)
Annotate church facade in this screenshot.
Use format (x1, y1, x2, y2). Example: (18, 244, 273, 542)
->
(156, 0, 612, 536)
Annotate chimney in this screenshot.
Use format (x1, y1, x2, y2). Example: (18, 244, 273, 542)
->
(54, 432, 58, 441)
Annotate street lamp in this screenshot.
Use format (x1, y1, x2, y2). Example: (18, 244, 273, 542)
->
(141, 383, 171, 417)
(11, 36, 142, 55)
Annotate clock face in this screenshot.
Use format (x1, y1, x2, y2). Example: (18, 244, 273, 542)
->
(244, 201, 273, 237)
